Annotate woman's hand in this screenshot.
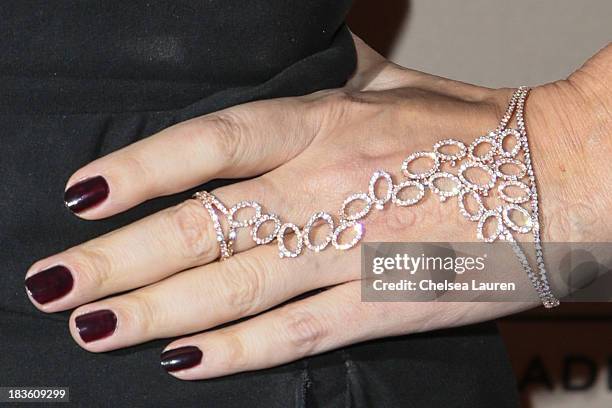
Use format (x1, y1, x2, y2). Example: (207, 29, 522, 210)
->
(25, 37, 611, 379)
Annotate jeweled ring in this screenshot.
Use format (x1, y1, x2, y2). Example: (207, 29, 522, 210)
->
(192, 191, 234, 260)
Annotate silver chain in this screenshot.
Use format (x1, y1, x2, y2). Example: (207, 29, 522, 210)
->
(503, 87, 559, 308)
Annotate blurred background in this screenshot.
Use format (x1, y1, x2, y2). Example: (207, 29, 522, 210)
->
(348, 1, 612, 407)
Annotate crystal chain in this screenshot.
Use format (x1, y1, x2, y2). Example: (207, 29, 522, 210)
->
(194, 87, 560, 308)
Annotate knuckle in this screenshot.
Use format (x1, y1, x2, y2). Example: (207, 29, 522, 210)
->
(115, 153, 159, 193)
(320, 89, 358, 107)
(222, 329, 250, 370)
(126, 291, 161, 338)
(68, 245, 115, 291)
(204, 112, 245, 165)
(167, 200, 217, 262)
(313, 90, 364, 123)
(221, 257, 267, 316)
(279, 307, 327, 356)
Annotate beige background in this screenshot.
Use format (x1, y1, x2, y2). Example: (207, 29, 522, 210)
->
(348, 0, 611, 88)
(348, 2, 611, 407)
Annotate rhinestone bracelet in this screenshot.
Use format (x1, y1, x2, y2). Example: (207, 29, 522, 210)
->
(193, 87, 560, 308)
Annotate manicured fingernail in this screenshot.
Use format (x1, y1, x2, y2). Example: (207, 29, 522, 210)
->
(75, 310, 117, 343)
(25, 265, 74, 304)
(161, 346, 203, 372)
(64, 176, 109, 213)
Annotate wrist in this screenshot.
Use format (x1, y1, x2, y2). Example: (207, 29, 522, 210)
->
(526, 78, 612, 242)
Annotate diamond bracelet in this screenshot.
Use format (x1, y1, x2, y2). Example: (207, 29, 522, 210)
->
(193, 87, 560, 308)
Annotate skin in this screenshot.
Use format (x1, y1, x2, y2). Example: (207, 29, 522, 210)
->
(26, 36, 612, 380)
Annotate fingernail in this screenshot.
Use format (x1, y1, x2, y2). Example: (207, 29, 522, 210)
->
(25, 265, 74, 304)
(75, 310, 117, 343)
(161, 346, 203, 372)
(64, 176, 109, 213)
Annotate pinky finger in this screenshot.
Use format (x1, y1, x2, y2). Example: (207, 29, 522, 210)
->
(161, 280, 381, 380)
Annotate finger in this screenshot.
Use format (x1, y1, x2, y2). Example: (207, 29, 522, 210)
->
(65, 97, 317, 218)
(160, 280, 376, 379)
(160, 280, 527, 379)
(25, 176, 286, 312)
(67, 241, 358, 352)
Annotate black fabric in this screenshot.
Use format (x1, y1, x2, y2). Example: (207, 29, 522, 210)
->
(0, 1, 519, 407)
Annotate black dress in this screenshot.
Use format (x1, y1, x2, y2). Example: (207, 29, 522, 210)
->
(0, 1, 519, 406)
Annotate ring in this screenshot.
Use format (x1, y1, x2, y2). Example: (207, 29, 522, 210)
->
(192, 191, 234, 261)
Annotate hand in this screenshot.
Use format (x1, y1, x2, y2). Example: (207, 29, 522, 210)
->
(25, 37, 611, 379)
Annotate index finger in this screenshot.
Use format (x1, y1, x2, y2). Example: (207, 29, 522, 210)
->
(64, 97, 317, 218)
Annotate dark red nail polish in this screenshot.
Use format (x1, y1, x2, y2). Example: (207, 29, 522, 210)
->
(161, 346, 203, 372)
(25, 265, 74, 304)
(75, 310, 117, 343)
(64, 176, 109, 213)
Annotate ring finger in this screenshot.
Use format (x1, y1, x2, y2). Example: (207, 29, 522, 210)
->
(25, 176, 288, 312)
(67, 239, 359, 352)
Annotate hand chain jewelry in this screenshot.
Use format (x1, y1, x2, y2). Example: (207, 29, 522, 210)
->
(193, 87, 560, 308)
